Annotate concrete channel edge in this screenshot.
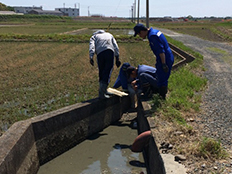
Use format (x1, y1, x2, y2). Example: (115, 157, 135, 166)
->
(0, 96, 130, 174)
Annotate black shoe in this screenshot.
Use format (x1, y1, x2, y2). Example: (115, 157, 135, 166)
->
(159, 86, 167, 100)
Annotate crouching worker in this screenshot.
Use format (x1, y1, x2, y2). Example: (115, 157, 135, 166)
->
(126, 65, 159, 99)
(89, 30, 121, 99)
(113, 62, 137, 109)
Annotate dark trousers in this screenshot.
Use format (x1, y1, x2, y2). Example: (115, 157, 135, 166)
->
(97, 49, 114, 84)
(139, 72, 158, 89)
(139, 72, 159, 97)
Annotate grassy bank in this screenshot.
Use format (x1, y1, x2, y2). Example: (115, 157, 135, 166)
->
(149, 38, 228, 166)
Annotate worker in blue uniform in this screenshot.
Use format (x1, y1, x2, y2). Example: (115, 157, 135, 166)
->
(126, 65, 159, 99)
(133, 23, 174, 99)
(113, 62, 131, 91)
(113, 62, 137, 108)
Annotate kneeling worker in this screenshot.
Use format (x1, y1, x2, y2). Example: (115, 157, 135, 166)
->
(126, 65, 159, 99)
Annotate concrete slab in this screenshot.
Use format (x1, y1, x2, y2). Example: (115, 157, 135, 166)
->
(162, 153, 187, 174)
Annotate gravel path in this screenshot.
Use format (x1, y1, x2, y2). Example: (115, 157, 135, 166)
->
(160, 28, 232, 148)
(157, 28, 232, 172)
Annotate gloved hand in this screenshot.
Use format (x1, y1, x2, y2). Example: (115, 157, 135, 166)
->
(115, 56, 121, 68)
(90, 58, 94, 66)
(162, 64, 169, 73)
(116, 60, 121, 68)
(131, 80, 137, 90)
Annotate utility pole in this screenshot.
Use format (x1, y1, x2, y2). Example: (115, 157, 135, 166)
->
(78, 3, 80, 16)
(134, 0, 136, 23)
(131, 5, 134, 22)
(146, 0, 149, 28)
(137, 0, 140, 24)
(63, 3, 65, 14)
(75, 3, 80, 16)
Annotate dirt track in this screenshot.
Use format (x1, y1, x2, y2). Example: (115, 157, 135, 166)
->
(157, 28, 232, 173)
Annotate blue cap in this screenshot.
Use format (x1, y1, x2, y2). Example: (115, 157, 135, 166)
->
(133, 23, 147, 37)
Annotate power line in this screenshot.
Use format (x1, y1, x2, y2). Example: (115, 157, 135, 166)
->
(113, 0, 122, 16)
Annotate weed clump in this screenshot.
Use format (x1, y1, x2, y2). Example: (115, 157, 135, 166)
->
(197, 137, 228, 159)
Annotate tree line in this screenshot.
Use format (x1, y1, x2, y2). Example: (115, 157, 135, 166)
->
(0, 2, 14, 11)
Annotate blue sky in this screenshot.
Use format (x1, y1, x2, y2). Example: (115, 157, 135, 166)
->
(2, 0, 232, 18)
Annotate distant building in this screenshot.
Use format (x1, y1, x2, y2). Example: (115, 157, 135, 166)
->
(55, 7, 79, 17)
(13, 6, 42, 14)
(28, 9, 63, 16)
(149, 17, 174, 22)
(11, 6, 79, 17)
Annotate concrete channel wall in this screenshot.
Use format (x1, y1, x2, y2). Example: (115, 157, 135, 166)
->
(137, 100, 166, 174)
(0, 44, 195, 174)
(0, 96, 130, 174)
(169, 43, 195, 70)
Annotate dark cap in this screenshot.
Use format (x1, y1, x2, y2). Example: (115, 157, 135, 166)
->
(133, 23, 147, 37)
(126, 66, 136, 77)
(122, 62, 131, 71)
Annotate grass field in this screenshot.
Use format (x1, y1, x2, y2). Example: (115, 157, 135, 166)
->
(1, 16, 231, 42)
(152, 20, 232, 42)
(0, 41, 155, 131)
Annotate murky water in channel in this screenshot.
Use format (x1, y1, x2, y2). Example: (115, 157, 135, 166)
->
(38, 120, 146, 174)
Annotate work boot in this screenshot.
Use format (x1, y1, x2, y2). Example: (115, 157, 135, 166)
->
(99, 82, 110, 99)
(159, 86, 168, 100)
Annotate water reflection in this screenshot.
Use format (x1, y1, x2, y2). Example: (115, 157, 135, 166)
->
(38, 121, 146, 174)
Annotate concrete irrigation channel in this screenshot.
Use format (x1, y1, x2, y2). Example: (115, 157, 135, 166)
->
(0, 43, 194, 174)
